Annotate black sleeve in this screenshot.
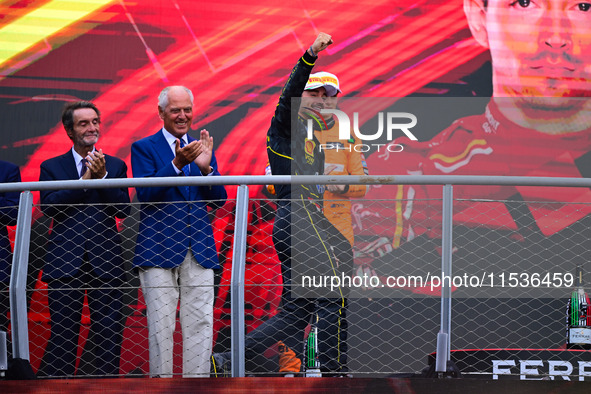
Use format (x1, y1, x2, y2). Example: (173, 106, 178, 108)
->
(269, 50, 317, 140)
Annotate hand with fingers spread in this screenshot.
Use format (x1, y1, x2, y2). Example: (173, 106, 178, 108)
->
(173, 139, 203, 171)
(194, 129, 214, 175)
(308, 32, 333, 57)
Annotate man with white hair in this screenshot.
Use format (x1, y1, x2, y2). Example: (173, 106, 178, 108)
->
(132, 85, 227, 377)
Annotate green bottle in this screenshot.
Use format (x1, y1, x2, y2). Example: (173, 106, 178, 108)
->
(567, 266, 591, 349)
(305, 320, 321, 377)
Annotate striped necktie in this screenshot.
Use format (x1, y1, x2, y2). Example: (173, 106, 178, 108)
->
(179, 139, 190, 177)
(179, 139, 190, 197)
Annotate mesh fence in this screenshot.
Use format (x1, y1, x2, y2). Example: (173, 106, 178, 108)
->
(3, 187, 591, 378)
(348, 185, 591, 379)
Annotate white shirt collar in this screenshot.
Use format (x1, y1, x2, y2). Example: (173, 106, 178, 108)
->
(162, 128, 188, 153)
(71, 146, 96, 169)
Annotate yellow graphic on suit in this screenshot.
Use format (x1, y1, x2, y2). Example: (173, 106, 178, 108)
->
(305, 139, 316, 165)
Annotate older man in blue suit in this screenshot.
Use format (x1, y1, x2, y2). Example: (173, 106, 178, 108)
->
(38, 101, 130, 377)
(0, 160, 20, 336)
(131, 85, 227, 378)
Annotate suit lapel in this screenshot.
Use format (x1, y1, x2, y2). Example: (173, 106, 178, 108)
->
(151, 129, 175, 168)
(0, 162, 8, 183)
(59, 150, 80, 180)
(153, 129, 191, 199)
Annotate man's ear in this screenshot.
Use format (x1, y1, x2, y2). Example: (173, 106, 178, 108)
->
(65, 129, 74, 141)
(464, 0, 489, 48)
(158, 106, 164, 121)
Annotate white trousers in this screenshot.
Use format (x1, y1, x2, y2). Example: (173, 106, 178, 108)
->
(139, 250, 214, 377)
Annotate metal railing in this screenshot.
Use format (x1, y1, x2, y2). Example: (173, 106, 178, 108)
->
(2, 174, 591, 378)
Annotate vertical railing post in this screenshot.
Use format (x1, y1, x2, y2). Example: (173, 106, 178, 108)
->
(9, 191, 33, 360)
(230, 185, 249, 377)
(435, 184, 453, 374)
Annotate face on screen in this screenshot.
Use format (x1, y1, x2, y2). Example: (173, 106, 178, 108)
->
(483, 0, 591, 100)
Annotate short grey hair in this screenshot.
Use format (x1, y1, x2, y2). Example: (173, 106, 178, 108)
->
(158, 86, 194, 109)
(62, 101, 100, 132)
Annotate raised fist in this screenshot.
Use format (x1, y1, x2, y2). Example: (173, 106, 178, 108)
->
(310, 32, 333, 55)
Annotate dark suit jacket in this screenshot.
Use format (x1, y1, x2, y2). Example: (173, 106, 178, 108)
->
(39, 150, 130, 280)
(0, 160, 21, 284)
(131, 129, 227, 270)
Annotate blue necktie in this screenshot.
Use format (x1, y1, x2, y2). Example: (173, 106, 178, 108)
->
(179, 139, 191, 176)
(80, 158, 88, 178)
(179, 139, 190, 197)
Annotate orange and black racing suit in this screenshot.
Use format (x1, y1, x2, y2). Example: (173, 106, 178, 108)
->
(244, 50, 352, 374)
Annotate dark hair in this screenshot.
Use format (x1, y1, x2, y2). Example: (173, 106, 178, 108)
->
(61, 101, 100, 132)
